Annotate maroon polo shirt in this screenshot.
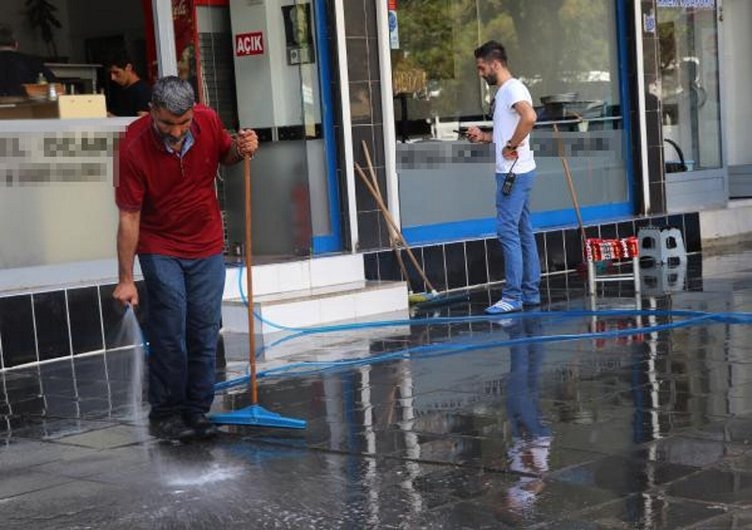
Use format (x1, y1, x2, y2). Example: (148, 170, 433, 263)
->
(116, 104, 233, 258)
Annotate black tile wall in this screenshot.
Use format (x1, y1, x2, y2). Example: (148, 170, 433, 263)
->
(466, 240, 488, 287)
(358, 211, 382, 249)
(647, 144, 663, 184)
(600, 224, 618, 240)
(635, 217, 652, 233)
(73, 354, 110, 405)
(645, 110, 661, 150)
(375, 170, 389, 207)
(363, 252, 379, 281)
(617, 221, 636, 240)
(545, 231, 565, 272)
(371, 122, 385, 168)
(445, 242, 467, 290)
(106, 346, 142, 401)
(33, 291, 70, 362)
(39, 362, 79, 418)
(642, 0, 666, 215)
(68, 286, 104, 355)
(563, 229, 582, 271)
(0, 295, 36, 368)
(4, 368, 40, 396)
(6, 385, 45, 417)
(99, 284, 134, 350)
(536, 233, 548, 275)
(487, 238, 504, 283)
(0, 380, 7, 415)
(422, 245, 446, 292)
(649, 182, 666, 213)
(342, 0, 387, 252)
(355, 168, 379, 211)
(403, 248, 427, 294)
(363, 213, 703, 296)
(376, 249, 401, 282)
(667, 214, 684, 231)
(684, 213, 701, 253)
(352, 126, 376, 162)
(376, 216, 391, 251)
(585, 225, 600, 240)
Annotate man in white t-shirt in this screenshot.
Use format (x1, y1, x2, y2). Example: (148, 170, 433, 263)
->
(466, 41, 540, 314)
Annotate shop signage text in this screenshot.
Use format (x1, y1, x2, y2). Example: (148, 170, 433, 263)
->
(235, 32, 264, 56)
(656, 0, 715, 8)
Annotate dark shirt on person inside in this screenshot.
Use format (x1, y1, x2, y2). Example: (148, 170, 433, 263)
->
(107, 79, 152, 116)
(0, 50, 57, 97)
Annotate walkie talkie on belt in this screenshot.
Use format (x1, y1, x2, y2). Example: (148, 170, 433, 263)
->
(501, 157, 519, 196)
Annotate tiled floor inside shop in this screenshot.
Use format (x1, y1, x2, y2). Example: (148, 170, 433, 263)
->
(3, 247, 752, 529)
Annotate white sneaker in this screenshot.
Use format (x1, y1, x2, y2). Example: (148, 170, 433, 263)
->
(485, 298, 523, 315)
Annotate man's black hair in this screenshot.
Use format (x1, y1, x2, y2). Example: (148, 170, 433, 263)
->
(106, 49, 135, 70)
(474, 40, 508, 66)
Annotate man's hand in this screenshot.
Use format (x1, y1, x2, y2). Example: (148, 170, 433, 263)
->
(502, 143, 519, 160)
(236, 128, 259, 158)
(465, 126, 488, 144)
(113, 280, 139, 307)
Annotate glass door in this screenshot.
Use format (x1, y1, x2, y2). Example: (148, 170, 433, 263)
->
(657, 3, 722, 173)
(220, 0, 339, 261)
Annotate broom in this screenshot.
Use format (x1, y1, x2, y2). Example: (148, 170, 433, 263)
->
(209, 155, 306, 429)
(553, 124, 607, 276)
(355, 141, 469, 309)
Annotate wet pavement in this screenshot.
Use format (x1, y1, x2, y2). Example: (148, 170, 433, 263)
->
(3, 249, 752, 528)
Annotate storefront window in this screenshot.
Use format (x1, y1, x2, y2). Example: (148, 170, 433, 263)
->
(657, 2, 721, 172)
(393, 0, 620, 138)
(390, 0, 629, 241)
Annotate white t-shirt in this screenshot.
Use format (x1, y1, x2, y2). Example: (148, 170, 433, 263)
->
(492, 78, 536, 174)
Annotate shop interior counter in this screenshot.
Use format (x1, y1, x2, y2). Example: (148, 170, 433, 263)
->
(0, 94, 108, 120)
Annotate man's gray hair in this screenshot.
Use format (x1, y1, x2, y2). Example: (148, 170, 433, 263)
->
(151, 76, 195, 115)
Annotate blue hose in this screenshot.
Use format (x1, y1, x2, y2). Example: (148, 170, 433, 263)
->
(213, 313, 721, 388)
(147, 266, 752, 391)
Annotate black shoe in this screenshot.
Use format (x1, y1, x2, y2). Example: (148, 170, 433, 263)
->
(149, 416, 196, 442)
(185, 413, 220, 439)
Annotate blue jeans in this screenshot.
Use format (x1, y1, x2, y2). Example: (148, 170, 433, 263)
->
(138, 253, 226, 419)
(495, 169, 541, 304)
(506, 317, 549, 439)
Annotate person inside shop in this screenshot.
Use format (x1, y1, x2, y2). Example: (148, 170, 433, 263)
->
(105, 50, 151, 117)
(466, 40, 540, 314)
(0, 24, 57, 97)
(113, 76, 258, 442)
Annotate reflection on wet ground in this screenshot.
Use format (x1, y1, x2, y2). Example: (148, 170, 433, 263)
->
(3, 250, 752, 528)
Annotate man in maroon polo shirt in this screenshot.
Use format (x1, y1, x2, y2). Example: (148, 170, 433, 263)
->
(113, 76, 258, 442)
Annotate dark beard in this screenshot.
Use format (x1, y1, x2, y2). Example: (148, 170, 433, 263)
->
(152, 121, 188, 147)
(164, 133, 186, 146)
(157, 129, 187, 146)
(483, 72, 498, 86)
